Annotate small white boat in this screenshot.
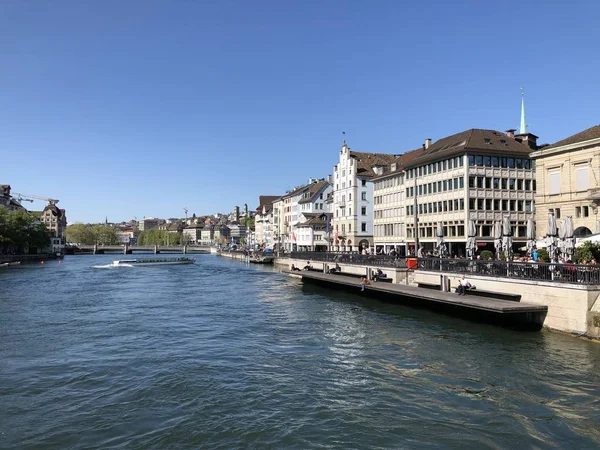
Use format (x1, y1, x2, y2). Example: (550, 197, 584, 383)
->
(111, 257, 196, 267)
(0, 262, 8, 269)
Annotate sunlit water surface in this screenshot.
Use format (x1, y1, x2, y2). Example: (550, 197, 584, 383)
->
(1, 255, 599, 449)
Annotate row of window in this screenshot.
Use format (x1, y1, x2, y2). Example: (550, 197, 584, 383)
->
(406, 156, 464, 179)
(469, 198, 534, 213)
(335, 179, 368, 191)
(374, 207, 405, 219)
(407, 199, 465, 216)
(374, 192, 405, 205)
(468, 155, 533, 170)
(374, 223, 406, 237)
(300, 203, 326, 211)
(336, 206, 369, 217)
(548, 165, 589, 195)
(407, 177, 465, 197)
(338, 191, 369, 203)
(469, 176, 536, 191)
(374, 175, 403, 190)
(336, 223, 369, 233)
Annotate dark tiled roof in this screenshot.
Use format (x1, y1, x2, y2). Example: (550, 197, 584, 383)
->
(257, 195, 280, 213)
(544, 124, 600, 150)
(42, 204, 63, 217)
(297, 212, 331, 228)
(371, 147, 423, 181)
(298, 180, 329, 204)
(349, 151, 398, 178)
(406, 129, 533, 167)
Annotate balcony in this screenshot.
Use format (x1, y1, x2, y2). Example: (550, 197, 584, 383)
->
(588, 188, 600, 201)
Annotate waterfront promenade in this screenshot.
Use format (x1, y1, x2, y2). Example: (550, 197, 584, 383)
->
(285, 270, 548, 329)
(219, 250, 600, 339)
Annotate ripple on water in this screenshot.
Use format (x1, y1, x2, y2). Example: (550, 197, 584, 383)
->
(1, 255, 600, 449)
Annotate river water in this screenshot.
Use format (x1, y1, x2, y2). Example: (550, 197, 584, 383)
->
(1, 254, 599, 449)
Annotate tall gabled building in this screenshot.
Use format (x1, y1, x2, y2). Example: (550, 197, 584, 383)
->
(332, 142, 397, 251)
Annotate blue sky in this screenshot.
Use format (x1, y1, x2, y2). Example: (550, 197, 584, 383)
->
(2, 0, 599, 223)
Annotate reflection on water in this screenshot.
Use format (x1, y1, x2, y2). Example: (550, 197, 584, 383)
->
(0, 255, 599, 449)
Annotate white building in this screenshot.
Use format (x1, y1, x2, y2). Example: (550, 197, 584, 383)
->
(295, 180, 332, 251)
(332, 143, 397, 252)
(254, 195, 280, 248)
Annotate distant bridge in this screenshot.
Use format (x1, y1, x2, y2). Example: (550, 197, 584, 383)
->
(71, 244, 211, 255)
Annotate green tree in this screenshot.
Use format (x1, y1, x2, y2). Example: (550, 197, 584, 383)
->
(0, 208, 50, 253)
(66, 223, 94, 244)
(480, 250, 493, 261)
(66, 223, 118, 245)
(573, 241, 600, 263)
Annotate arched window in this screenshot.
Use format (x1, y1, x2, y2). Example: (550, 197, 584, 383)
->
(574, 226, 592, 238)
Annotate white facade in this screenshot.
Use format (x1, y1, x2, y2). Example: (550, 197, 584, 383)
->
(295, 182, 332, 251)
(332, 144, 394, 251)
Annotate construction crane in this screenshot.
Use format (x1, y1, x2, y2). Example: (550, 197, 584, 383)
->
(12, 193, 59, 206)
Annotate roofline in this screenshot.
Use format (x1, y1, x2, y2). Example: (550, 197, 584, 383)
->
(531, 136, 600, 158)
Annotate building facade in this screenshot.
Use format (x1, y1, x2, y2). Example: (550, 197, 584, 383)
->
(254, 195, 280, 248)
(531, 124, 600, 238)
(183, 224, 204, 244)
(295, 180, 332, 251)
(332, 143, 397, 252)
(403, 129, 537, 256)
(372, 149, 421, 255)
(39, 203, 67, 254)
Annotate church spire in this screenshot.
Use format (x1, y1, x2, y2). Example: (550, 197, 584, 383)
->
(519, 87, 527, 134)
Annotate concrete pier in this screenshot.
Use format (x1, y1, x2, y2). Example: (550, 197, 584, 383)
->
(285, 270, 548, 330)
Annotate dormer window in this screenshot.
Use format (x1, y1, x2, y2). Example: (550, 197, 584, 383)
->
(500, 139, 507, 145)
(484, 138, 491, 144)
(391, 163, 397, 171)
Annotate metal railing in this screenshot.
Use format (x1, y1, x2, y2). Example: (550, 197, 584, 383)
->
(418, 257, 600, 285)
(290, 251, 408, 269)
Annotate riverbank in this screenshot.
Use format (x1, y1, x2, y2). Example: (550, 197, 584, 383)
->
(0, 253, 50, 264)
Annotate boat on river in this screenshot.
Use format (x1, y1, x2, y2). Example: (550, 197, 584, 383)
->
(111, 257, 196, 267)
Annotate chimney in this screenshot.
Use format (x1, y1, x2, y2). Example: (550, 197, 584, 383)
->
(425, 138, 432, 149)
(506, 129, 516, 139)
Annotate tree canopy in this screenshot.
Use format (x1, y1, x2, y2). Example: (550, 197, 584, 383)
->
(0, 208, 50, 252)
(137, 229, 183, 245)
(66, 223, 119, 245)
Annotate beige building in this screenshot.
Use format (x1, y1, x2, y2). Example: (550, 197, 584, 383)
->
(531, 124, 600, 238)
(372, 149, 421, 255)
(403, 128, 537, 256)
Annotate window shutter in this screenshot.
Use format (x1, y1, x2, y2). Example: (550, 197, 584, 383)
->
(549, 171, 561, 195)
(576, 165, 589, 192)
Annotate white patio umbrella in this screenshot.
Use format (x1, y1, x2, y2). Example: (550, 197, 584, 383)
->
(526, 217, 536, 256)
(502, 217, 513, 260)
(494, 221, 503, 259)
(466, 219, 477, 260)
(546, 212, 558, 263)
(564, 216, 575, 260)
(436, 223, 448, 258)
(558, 219, 566, 260)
